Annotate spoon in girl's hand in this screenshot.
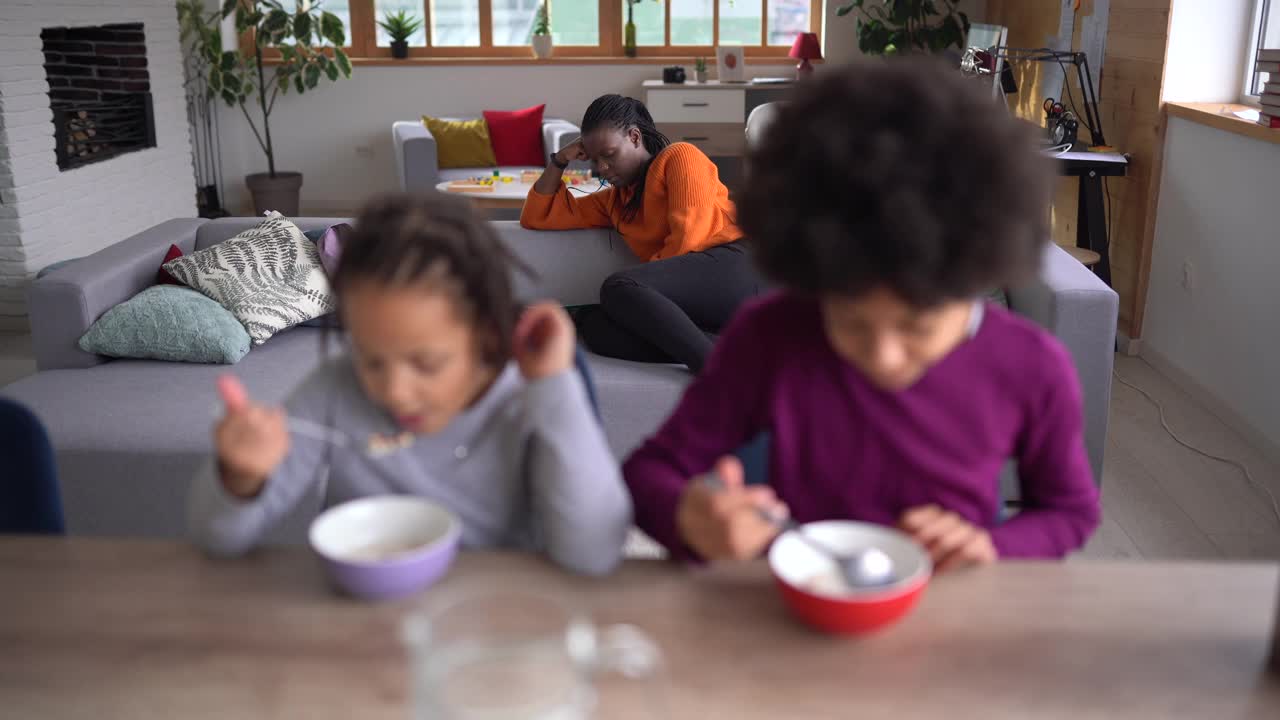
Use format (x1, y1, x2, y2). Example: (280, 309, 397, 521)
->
(701, 472, 895, 588)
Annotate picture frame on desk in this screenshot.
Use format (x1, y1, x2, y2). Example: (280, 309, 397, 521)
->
(716, 46, 746, 83)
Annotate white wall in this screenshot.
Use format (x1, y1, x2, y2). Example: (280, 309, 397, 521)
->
(215, 0, 986, 215)
(1162, 0, 1253, 103)
(0, 0, 197, 331)
(1142, 116, 1280, 450)
(214, 61, 790, 215)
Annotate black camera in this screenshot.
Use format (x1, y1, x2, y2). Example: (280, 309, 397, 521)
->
(662, 66, 686, 84)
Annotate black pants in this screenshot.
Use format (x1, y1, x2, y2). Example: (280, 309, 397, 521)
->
(576, 241, 764, 373)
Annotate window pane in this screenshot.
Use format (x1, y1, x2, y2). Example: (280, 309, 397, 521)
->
(492, 0, 539, 46)
(767, 0, 809, 46)
(552, 0, 599, 45)
(374, 0, 427, 47)
(492, 0, 597, 47)
(318, 0, 350, 46)
(719, 0, 760, 46)
(623, 0, 665, 47)
(670, 0, 712, 46)
(431, 0, 480, 47)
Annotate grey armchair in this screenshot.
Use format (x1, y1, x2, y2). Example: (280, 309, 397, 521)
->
(392, 118, 581, 192)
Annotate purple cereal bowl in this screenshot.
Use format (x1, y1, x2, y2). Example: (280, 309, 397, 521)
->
(308, 495, 461, 601)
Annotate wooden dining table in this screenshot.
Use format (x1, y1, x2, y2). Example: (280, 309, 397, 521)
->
(3, 536, 1279, 719)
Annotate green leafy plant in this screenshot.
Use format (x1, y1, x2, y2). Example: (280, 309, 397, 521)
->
(531, 2, 550, 36)
(378, 9, 424, 43)
(694, 56, 707, 72)
(836, 0, 970, 56)
(177, 0, 352, 178)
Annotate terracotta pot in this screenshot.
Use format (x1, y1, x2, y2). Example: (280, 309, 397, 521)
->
(245, 171, 303, 216)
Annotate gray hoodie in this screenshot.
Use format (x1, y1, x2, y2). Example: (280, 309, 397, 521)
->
(188, 357, 631, 575)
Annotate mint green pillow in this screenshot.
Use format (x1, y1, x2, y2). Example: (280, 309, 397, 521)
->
(79, 286, 251, 364)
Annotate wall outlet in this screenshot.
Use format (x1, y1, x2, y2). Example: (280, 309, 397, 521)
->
(1181, 260, 1195, 292)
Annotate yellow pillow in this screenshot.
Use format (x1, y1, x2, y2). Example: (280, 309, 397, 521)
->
(421, 116, 498, 169)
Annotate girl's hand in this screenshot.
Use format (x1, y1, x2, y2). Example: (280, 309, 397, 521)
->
(899, 504, 998, 572)
(513, 302, 576, 381)
(554, 138, 588, 166)
(677, 456, 787, 561)
(214, 375, 289, 499)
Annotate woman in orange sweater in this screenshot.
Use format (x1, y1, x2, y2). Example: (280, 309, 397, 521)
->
(520, 94, 763, 373)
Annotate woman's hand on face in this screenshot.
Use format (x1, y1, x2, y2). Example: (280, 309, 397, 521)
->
(513, 302, 576, 381)
(555, 138, 589, 166)
(898, 504, 997, 572)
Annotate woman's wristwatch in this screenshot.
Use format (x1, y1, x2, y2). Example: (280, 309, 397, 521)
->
(549, 152, 569, 170)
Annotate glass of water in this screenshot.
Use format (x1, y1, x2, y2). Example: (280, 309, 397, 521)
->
(402, 589, 665, 719)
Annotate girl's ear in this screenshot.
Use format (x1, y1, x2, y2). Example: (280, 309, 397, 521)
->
(629, 127, 642, 147)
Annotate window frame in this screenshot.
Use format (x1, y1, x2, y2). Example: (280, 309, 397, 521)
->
(1242, 0, 1272, 105)
(251, 0, 823, 62)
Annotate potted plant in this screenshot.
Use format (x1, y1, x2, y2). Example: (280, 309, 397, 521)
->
(378, 9, 423, 59)
(837, 0, 969, 55)
(530, 1, 552, 59)
(181, 0, 352, 216)
(694, 56, 708, 83)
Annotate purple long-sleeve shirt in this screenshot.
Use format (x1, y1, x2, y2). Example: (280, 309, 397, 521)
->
(623, 292, 1101, 560)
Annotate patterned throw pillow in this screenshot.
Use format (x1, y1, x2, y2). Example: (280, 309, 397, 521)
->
(162, 213, 335, 344)
(78, 286, 251, 364)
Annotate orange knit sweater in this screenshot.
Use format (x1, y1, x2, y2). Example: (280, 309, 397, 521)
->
(519, 142, 743, 261)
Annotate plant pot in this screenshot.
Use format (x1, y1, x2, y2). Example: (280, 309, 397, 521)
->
(245, 171, 303, 216)
(531, 34, 553, 59)
(390, 40, 409, 59)
(694, 70, 707, 83)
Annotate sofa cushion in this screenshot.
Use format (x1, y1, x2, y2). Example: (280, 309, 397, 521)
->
(157, 244, 184, 285)
(580, 351, 689, 458)
(484, 104, 546, 166)
(422, 116, 497, 169)
(163, 213, 336, 345)
(78, 286, 252, 365)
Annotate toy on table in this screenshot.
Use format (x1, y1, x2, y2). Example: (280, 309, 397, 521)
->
(519, 169, 594, 186)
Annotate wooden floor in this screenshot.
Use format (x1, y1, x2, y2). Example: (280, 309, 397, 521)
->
(2, 335, 1277, 560)
(1081, 355, 1280, 561)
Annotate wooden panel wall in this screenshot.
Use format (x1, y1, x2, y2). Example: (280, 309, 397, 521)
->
(986, 0, 1172, 338)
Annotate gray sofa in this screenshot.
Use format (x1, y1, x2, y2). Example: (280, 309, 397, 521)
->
(392, 118, 581, 193)
(2, 217, 1117, 541)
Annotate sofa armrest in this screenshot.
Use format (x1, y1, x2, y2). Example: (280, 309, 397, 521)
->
(28, 218, 210, 371)
(1007, 243, 1118, 485)
(542, 119, 580, 155)
(393, 120, 439, 192)
(491, 223, 639, 306)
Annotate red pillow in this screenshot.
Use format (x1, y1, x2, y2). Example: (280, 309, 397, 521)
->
(157, 244, 184, 285)
(483, 104, 546, 166)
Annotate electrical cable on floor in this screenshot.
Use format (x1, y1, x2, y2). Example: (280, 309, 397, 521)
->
(1112, 371, 1280, 527)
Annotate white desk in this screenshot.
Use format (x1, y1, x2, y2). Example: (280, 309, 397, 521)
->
(642, 79, 793, 158)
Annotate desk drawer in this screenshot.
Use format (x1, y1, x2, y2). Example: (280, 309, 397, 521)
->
(659, 123, 746, 157)
(646, 89, 745, 123)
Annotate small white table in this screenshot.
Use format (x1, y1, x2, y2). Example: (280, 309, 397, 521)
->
(436, 174, 605, 210)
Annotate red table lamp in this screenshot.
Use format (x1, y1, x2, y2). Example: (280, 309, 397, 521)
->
(789, 32, 821, 79)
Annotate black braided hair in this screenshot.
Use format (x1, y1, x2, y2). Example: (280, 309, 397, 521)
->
(333, 192, 533, 368)
(580, 94, 670, 223)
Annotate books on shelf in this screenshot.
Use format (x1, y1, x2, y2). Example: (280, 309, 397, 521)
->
(1257, 112, 1280, 129)
(1265, 80, 1280, 96)
(1258, 48, 1280, 63)
(1258, 60, 1280, 74)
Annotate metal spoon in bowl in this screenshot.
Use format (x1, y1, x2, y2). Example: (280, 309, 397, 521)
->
(701, 473, 895, 589)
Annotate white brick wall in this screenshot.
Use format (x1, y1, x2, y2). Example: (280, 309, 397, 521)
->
(0, 0, 197, 332)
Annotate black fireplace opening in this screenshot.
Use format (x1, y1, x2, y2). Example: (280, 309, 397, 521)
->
(41, 23, 157, 171)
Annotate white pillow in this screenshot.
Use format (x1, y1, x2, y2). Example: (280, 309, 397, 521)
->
(162, 213, 336, 344)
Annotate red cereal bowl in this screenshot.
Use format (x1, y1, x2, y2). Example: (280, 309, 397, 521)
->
(768, 521, 932, 635)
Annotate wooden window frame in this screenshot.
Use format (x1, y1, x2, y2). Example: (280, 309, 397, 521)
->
(251, 0, 822, 62)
